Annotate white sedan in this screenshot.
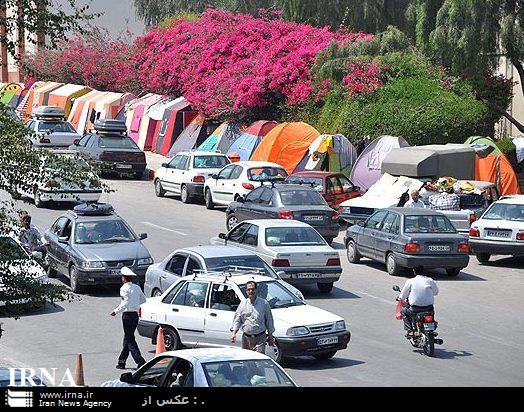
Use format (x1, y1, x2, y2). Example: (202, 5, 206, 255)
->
(102, 348, 297, 387)
(210, 219, 342, 293)
(469, 195, 524, 263)
(204, 161, 287, 209)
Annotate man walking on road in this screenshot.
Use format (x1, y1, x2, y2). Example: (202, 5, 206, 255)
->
(110, 267, 146, 369)
(231, 281, 275, 353)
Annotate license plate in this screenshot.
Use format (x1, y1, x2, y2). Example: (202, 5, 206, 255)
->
(109, 269, 121, 276)
(317, 336, 338, 346)
(423, 323, 435, 331)
(303, 215, 324, 222)
(296, 273, 322, 279)
(486, 230, 511, 238)
(116, 164, 132, 169)
(428, 245, 450, 252)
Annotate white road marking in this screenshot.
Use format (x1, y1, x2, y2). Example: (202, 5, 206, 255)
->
(141, 222, 187, 236)
(356, 290, 395, 306)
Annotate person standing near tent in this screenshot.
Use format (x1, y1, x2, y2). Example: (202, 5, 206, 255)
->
(404, 190, 426, 208)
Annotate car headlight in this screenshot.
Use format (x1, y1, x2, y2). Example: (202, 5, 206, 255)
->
(137, 257, 153, 266)
(335, 320, 346, 331)
(81, 261, 105, 269)
(286, 326, 310, 337)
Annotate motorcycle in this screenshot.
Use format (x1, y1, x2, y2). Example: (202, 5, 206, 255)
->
(393, 285, 443, 357)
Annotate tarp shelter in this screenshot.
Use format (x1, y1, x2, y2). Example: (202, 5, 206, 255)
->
(250, 122, 320, 174)
(475, 153, 521, 195)
(92, 92, 132, 123)
(168, 114, 208, 157)
(197, 122, 243, 154)
(0, 83, 23, 108)
(125, 93, 156, 142)
(381, 144, 476, 180)
(464, 136, 502, 155)
(47, 84, 91, 117)
(68, 90, 104, 134)
(226, 120, 277, 161)
(155, 98, 198, 156)
(136, 94, 167, 150)
(350, 135, 410, 192)
(149, 97, 183, 153)
(33, 81, 64, 111)
(23, 81, 61, 116)
(295, 134, 358, 176)
(112, 93, 135, 120)
(16, 81, 44, 119)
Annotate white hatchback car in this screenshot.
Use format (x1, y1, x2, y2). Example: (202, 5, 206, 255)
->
(102, 348, 297, 387)
(203, 161, 288, 209)
(210, 219, 342, 293)
(469, 195, 524, 263)
(138, 272, 351, 364)
(154, 151, 230, 203)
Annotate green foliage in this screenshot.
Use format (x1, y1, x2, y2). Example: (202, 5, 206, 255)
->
(496, 137, 517, 155)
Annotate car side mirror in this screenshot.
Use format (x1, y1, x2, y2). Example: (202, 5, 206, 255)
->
(276, 270, 285, 278)
(161, 163, 169, 168)
(58, 236, 69, 244)
(120, 372, 133, 383)
(237, 196, 245, 203)
(218, 233, 227, 240)
(73, 140, 80, 146)
(392, 285, 401, 292)
(139, 233, 148, 240)
(357, 221, 365, 227)
(211, 174, 219, 180)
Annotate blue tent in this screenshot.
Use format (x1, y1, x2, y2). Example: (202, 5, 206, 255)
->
(227, 133, 261, 161)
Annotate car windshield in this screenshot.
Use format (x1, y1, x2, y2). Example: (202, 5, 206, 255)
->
(74, 220, 136, 244)
(202, 359, 295, 387)
(38, 121, 76, 133)
(248, 167, 288, 181)
(483, 203, 524, 221)
(404, 215, 456, 233)
(265, 227, 326, 246)
(285, 176, 323, 192)
(0, 237, 27, 261)
(279, 189, 326, 206)
(98, 137, 138, 149)
(193, 155, 229, 169)
(205, 256, 277, 279)
(239, 280, 304, 308)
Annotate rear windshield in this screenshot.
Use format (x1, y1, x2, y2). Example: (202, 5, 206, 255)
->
(193, 155, 229, 169)
(248, 167, 288, 181)
(38, 121, 76, 133)
(265, 227, 326, 246)
(404, 215, 456, 234)
(98, 137, 138, 149)
(285, 176, 323, 192)
(205, 256, 277, 278)
(279, 189, 326, 206)
(483, 203, 524, 221)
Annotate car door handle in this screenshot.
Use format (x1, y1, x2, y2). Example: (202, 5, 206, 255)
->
(172, 308, 179, 312)
(210, 313, 217, 317)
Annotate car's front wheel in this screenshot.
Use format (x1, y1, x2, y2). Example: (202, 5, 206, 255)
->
(476, 253, 491, 264)
(205, 189, 215, 210)
(69, 264, 84, 294)
(154, 179, 165, 197)
(386, 253, 402, 276)
(274, 341, 289, 366)
(226, 213, 238, 231)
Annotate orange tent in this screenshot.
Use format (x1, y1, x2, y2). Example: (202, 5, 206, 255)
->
(475, 154, 521, 195)
(250, 122, 320, 174)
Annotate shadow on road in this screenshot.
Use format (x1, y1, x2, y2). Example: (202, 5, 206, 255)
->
(300, 286, 360, 300)
(479, 256, 524, 269)
(434, 348, 473, 360)
(0, 302, 65, 319)
(284, 357, 365, 371)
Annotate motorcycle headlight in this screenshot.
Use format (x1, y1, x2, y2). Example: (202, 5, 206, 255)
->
(81, 261, 105, 269)
(335, 320, 346, 331)
(286, 326, 310, 337)
(137, 257, 153, 266)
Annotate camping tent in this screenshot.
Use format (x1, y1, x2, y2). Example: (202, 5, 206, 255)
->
(197, 122, 243, 153)
(0, 83, 23, 108)
(168, 114, 208, 157)
(125, 94, 156, 142)
(465, 136, 502, 155)
(155, 98, 198, 156)
(68, 90, 104, 134)
(148, 97, 183, 153)
(47, 84, 91, 117)
(295, 134, 358, 175)
(33, 81, 64, 110)
(250, 122, 320, 174)
(475, 153, 521, 195)
(350, 135, 410, 192)
(135, 94, 164, 150)
(16, 81, 44, 119)
(112, 93, 135, 120)
(226, 120, 277, 161)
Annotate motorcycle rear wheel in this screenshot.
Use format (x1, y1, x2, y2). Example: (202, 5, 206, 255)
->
(423, 334, 435, 357)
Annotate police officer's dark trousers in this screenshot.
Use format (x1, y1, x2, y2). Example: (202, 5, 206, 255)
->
(118, 312, 145, 367)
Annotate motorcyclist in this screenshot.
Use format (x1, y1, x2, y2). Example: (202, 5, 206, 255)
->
(399, 268, 439, 337)
(18, 212, 47, 258)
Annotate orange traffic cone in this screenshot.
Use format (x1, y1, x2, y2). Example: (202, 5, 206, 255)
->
(73, 354, 85, 386)
(155, 326, 167, 355)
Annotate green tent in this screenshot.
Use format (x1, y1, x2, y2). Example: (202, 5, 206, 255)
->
(464, 136, 502, 155)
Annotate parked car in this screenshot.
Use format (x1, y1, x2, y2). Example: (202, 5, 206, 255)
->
(44, 203, 153, 293)
(286, 171, 360, 209)
(345, 207, 470, 276)
(204, 161, 288, 209)
(138, 272, 351, 363)
(211, 220, 342, 293)
(26, 106, 81, 148)
(0, 236, 48, 308)
(101, 348, 297, 387)
(144, 244, 303, 300)
(155, 151, 230, 203)
(9, 150, 102, 208)
(469, 195, 524, 263)
(69, 119, 147, 179)
(225, 184, 340, 244)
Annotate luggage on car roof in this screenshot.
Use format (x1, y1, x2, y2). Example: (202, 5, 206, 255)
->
(33, 106, 65, 119)
(93, 119, 127, 134)
(73, 203, 114, 216)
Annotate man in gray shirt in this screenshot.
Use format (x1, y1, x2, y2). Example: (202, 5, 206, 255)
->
(231, 281, 275, 353)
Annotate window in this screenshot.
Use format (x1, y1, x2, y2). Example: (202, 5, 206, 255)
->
(483, 203, 524, 222)
(74, 220, 136, 244)
(238, 281, 303, 308)
(177, 156, 190, 170)
(248, 167, 287, 181)
(202, 360, 295, 387)
(193, 155, 229, 169)
(205, 255, 277, 278)
(166, 255, 187, 276)
(133, 356, 173, 387)
(279, 189, 326, 206)
(265, 227, 326, 246)
(168, 155, 182, 169)
(230, 166, 243, 179)
(285, 176, 323, 192)
(51, 217, 69, 236)
(259, 188, 273, 205)
(228, 223, 251, 243)
(86, 136, 98, 148)
(0, 237, 27, 261)
(98, 137, 138, 149)
(245, 187, 264, 203)
(218, 165, 236, 180)
(380, 213, 399, 233)
(37, 121, 76, 133)
(162, 281, 185, 304)
(165, 358, 194, 388)
(209, 284, 241, 312)
(404, 215, 456, 233)
(338, 176, 354, 192)
(366, 211, 388, 230)
(327, 177, 343, 195)
(173, 282, 209, 308)
(77, 135, 91, 147)
(242, 225, 259, 246)
(62, 219, 73, 239)
(185, 256, 201, 275)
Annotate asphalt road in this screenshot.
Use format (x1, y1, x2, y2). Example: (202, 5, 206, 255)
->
(1, 178, 523, 387)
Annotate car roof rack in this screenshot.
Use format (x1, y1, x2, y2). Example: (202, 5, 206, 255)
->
(93, 119, 127, 134)
(190, 267, 266, 281)
(33, 106, 65, 120)
(284, 179, 316, 187)
(72, 202, 114, 217)
(253, 177, 287, 187)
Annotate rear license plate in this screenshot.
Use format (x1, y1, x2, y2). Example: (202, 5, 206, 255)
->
(428, 245, 450, 252)
(116, 164, 132, 169)
(317, 336, 338, 346)
(423, 323, 435, 331)
(109, 269, 121, 276)
(296, 273, 322, 279)
(303, 215, 324, 223)
(486, 230, 511, 238)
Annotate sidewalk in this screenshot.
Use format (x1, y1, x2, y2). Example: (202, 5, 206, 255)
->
(145, 152, 170, 179)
